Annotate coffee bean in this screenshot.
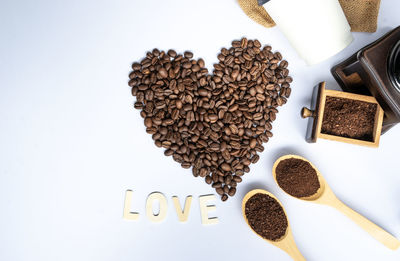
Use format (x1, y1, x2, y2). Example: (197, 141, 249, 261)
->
(198, 58, 205, 68)
(269, 111, 276, 121)
(181, 162, 191, 169)
(192, 167, 199, 177)
(253, 112, 263, 121)
(233, 176, 242, 183)
(235, 170, 244, 176)
(183, 62, 191, 69)
(212, 173, 219, 183)
(228, 104, 239, 112)
(159, 68, 168, 78)
(241, 37, 248, 48)
(225, 175, 232, 185)
(144, 118, 153, 127)
(229, 124, 239, 134)
(250, 138, 257, 149)
(231, 69, 239, 80)
(279, 60, 288, 68)
(199, 168, 208, 177)
(146, 127, 157, 134)
(285, 88, 291, 98)
(221, 194, 228, 201)
(232, 40, 241, 48)
(276, 97, 283, 106)
(223, 185, 229, 194)
(198, 88, 208, 96)
(184, 51, 193, 58)
(164, 149, 174, 156)
(221, 163, 231, 172)
(251, 155, 260, 163)
(167, 49, 177, 57)
(208, 114, 218, 123)
(212, 182, 222, 188)
(128, 38, 291, 201)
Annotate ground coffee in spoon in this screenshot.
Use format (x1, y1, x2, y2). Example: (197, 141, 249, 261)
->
(245, 193, 288, 241)
(275, 158, 320, 198)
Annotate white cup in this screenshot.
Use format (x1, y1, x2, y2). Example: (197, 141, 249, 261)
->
(261, 0, 353, 65)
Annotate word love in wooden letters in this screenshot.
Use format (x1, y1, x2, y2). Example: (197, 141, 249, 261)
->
(123, 190, 218, 225)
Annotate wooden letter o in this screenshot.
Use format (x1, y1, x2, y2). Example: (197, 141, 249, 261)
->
(146, 192, 167, 222)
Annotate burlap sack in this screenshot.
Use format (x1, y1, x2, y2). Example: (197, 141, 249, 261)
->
(340, 0, 381, 32)
(237, 0, 381, 33)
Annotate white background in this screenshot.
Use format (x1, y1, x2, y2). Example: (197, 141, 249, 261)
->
(1, 0, 399, 260)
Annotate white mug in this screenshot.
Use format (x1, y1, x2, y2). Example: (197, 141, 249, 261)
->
(260, 0, 353, 65)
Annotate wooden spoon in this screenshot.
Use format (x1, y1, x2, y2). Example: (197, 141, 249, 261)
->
(272, 154, 400, 250)
(242, 189, 306, 261)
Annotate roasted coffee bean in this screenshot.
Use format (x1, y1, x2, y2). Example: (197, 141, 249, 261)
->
(228, 104, 239, 112)
(208, 114, 218, 123)
(279, 60, 288, 68)
(192, 167, 199, 177)
(181, 162, 191, 169)
(216, 187, 224, 196)
(235, 170, 244, 176)
(251, 155, 260, 163)
(167, 49, 177, 57)
(223, 185, 229, 194)
(205, 175, 212, 184)
(198, 58, 205, 68)
(144, 117, 153, 127)
(212, 173, 219, 183)
(233, 176, 242, 183)
(198, 88, 208, 96)
(249, 138, 257, 149)
(225, 175, 232, 185)
(184, 51, 193, 58)
(221, 163, 231, 172)
(128, 38, 291, 201)
(212, 182, 222, 188)
(228, 187, 236, 196)
(159, 68, 168, 78)
(199, 168, 208, 177)
(164, 149, 174, 156)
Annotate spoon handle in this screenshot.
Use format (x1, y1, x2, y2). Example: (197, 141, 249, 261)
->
(284, 244, 306, 261)
(331, 198, 400, 250)
(278, 231, 306, 261)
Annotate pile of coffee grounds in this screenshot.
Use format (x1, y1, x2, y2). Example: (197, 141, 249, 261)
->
(245, 193, 288, 241)
(275, 158, 320, 198)
(321, 96, 377, 141)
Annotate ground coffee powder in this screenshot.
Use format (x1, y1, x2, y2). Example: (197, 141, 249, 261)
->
(321, 96, 377, 141)
(245, 193, 288, 241)
(275, 158, 320, 198)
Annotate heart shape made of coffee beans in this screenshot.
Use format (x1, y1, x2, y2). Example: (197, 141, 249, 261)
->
(129, 38, 292, 201)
